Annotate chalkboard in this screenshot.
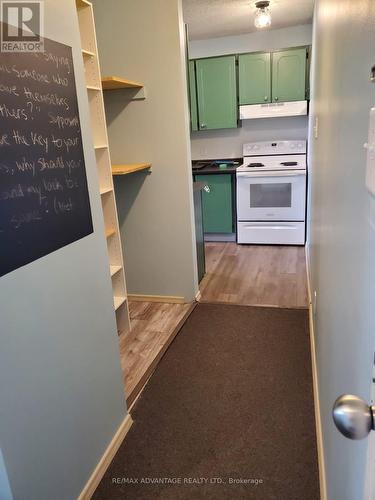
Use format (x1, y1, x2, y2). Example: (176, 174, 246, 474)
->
(0, 30, 93, 278)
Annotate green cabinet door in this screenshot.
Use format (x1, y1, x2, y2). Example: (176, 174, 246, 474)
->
(195, 174, 233, 233)
(239, 52, 271, 105)
(272, 48, 307, 102)
(188, 60, 198, 131)
(196, 56, 237, 130)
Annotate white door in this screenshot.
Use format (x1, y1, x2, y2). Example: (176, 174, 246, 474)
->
(237, 170, 306, 221)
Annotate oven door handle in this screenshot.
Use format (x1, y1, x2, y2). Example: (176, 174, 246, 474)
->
(237, 170, 306, 178)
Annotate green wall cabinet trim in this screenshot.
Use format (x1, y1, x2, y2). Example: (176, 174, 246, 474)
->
(239, 52, 271, 105)
(196, 56, 238, 130)
(188, 60, 198, 131)
(272, 48, 307, 103)
(195, 174, 233, 233)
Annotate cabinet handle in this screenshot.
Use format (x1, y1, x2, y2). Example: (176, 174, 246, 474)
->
(204, 185, 211, 193)
(264, 96, 268, 101)
(200, 123, 207, 129)
(274, 96, 279, 101)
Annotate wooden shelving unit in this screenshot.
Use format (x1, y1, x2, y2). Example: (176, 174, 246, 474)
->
(102, 76, 144, 90)
(76, 0, 130, 333)
(105, 227, 116, 239)
(82, 48, 95, 57)
(110, 265, 122, 277)
(100, 186, 112, 195)
(76, 0, 91, 8)
(112, 163, 152, 176)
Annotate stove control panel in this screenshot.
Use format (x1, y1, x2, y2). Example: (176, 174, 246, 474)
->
(243, 141, 307, 157)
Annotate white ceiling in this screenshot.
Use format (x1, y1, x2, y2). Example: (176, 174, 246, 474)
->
(183, 0, 314, 40)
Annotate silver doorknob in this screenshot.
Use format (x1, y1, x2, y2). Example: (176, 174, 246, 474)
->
(332, 395, 375, 440)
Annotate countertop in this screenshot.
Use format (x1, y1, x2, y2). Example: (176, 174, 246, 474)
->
(192, 158, 242, 175)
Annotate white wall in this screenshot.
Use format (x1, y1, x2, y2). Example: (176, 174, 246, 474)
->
(0, 1, 128, 498)
(189, 24, 312, 59)
(307, 1, 375, 498)
(189, 24, 312, 160)
(92, 0, 198, 302)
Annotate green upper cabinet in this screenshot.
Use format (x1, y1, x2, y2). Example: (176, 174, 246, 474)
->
(188, 60, 198, 131)
(272, 48, 307, 102)
(196, 56, 238, 130)
(239, 52, 271, 105)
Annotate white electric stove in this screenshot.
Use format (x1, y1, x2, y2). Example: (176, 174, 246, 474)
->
(236, 140, 307, 245)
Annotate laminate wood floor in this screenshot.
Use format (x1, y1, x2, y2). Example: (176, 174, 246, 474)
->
(118, 301, 193, 405)
(200, 243, 308, 308)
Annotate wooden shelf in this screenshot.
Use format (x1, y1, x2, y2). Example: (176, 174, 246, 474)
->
(114, 296, 126, 310)
(82, 49, 96, 57)
(105, 227, 116, 239)
(94, 144, 108, 150)
(102, 76, 144, 90)
(112, 163, 152, 176)
(100, 186, 112, 195)
(76, 0, 91, 8)
(87, 85, 101, 91)
(110, 265, 122, 277)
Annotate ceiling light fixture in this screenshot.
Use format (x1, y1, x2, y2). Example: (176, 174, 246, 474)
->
(254, 1, 272, 29)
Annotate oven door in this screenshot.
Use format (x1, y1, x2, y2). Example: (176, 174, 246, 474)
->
(236, 170, 306, 221)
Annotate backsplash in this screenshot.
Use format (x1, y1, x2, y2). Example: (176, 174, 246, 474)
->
(190, 115, 309, 160)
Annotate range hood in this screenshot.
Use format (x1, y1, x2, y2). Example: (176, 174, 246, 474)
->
(239, 100, 308, 120)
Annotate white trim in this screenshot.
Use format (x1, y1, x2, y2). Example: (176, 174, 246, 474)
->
(305, 245, 327, 500)
(364, 354, 375, 498)
(127, 294, 186, 304)
(0, 449, 13, 500)
(78, 414, 133, 500)
(364, 432, 375, 499)
(204, 233, 236, 242)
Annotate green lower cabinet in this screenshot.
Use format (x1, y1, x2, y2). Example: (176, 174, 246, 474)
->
(196, 56, 237, 130)
(239, 52, 271, 105)
(188, 60, 198, 131)
(272, 48, 307, 102)
(195, 174, 233, 233)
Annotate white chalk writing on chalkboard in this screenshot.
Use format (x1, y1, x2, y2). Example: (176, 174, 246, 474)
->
(0, 27, 93, 278)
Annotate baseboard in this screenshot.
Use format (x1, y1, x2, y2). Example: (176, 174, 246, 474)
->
(204, 233, 236, 242)
(305, 246, 327, 500)
(78, 414, 133, 500)
(127, 294, 185, 304)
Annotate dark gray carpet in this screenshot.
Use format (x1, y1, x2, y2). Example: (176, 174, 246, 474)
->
(93, 303, 319, 500)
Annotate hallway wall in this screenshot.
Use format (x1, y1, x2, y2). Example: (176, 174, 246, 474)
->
(307, 1, 375, 498)
(0, 1, 128, 498)
(92, 0, 198, 302)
